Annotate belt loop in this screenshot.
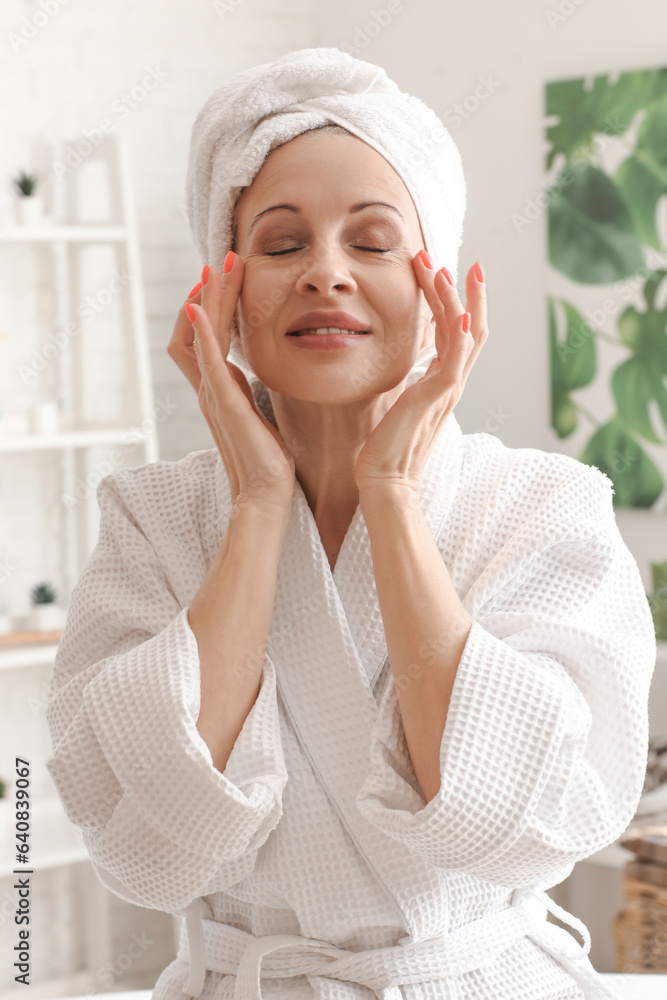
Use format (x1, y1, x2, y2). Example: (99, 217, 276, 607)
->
(534, 888, 591, 957)
(182, 897, 213, 999)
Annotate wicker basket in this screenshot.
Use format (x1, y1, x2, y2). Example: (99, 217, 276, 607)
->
(613, 909, 626, 972)
(615, 829, 667, 973)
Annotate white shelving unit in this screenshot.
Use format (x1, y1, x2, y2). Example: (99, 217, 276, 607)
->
(0, 428, 154, 452)
(0, 131, 159, 996)
(0, 131, 158, 607)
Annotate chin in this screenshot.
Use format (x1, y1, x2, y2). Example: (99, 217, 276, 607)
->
(259, 364, 412, 403)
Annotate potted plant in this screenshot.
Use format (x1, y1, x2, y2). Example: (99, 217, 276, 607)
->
(12, 169, 44, 226)
(0, 777, 9, 854)
(28, 581, 64, 631)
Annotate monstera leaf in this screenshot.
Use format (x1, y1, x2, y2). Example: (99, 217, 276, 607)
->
(547, 164, 645, 283)
(612, 270, 667, 442)
(612, 361, 667, 444)
(615, 94, 667, 251)
(649, 560, 667, 641)
(579, 415, 664, 508)
(550, 297, 597, 438)
(545, 68, 667, 170)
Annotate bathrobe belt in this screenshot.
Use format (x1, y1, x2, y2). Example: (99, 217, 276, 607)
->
(177, 887, 621, 1000)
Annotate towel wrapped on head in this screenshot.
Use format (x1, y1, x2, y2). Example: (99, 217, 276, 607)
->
(184, 47, 467, 403)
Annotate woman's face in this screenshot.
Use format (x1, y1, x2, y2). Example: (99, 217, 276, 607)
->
(232, 131, 435, 403)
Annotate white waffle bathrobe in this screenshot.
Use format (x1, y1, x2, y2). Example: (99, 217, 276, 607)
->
(45, 412, 657, 1000)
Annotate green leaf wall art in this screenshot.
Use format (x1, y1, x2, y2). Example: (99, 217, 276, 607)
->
(543, 67, 667, 642)
(544, 66, 667, 512)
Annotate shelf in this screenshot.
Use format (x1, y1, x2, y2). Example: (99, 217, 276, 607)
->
(1, 970, 97, 1000)
(0, 428, 153, 451)
(578, 840, 635, 870)
(0, 132, 161, 1000)
(1, 224, 127, 242)
(0, 642, 60, 671)
(0, 796, 90, 877)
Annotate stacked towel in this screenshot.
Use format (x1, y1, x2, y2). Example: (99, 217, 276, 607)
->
(184, 47, 467, 394)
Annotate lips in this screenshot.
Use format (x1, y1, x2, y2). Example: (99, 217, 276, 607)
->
(289, 327, 370, 336)
(285, 310, 371, 335)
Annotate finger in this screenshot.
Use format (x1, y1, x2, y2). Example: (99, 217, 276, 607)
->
(414, 254, 448, 331)
(188, 301, 256, 424)
(200, 264, 223, 355)
(462, 262, 489, 381)
(225, 358, 286, 445)
(187, 301, 228, 388)
(415, 309, 473, 408)
(412, 254, 466, 361)
(448, 312, 474, 387)
(167, 300, 203, 392)
(414, 252, 466, 331)
(215, 251, 244, 358)
(226, 359, 257, 409)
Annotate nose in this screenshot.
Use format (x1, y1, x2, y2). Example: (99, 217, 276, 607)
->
(293, 241, 357, 296)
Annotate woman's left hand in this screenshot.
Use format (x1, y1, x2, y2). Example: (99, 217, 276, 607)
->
(355, 253, 488, 496)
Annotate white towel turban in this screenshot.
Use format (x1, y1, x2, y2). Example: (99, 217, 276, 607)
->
(184, 47, 467, 410)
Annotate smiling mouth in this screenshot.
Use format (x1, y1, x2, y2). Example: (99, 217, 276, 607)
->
(287, 327, 371, 336)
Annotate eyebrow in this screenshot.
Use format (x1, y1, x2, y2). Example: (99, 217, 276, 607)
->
(248, 201, 405, 233)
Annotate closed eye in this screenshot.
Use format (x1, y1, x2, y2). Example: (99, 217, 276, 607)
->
(266, 246, 391, 256)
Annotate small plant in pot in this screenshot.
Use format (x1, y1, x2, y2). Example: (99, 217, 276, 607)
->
(0, 777, 10, 853)
(28, 581, 64, 632)
(12, 169, 44, 226)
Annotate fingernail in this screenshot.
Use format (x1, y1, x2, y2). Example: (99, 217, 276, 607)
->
(418, 249, 433, 269)
(201, 264, 210, 285)
(440, 266, 455, 287)
(223, 250, 234, 274)
(185, 302, 195, 323)
(474, 261, 485, 283)
(462, 312, 470, 333)
(188, 281, 202, 298)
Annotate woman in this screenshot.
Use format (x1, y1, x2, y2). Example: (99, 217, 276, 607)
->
(46, 48, 656, 1000)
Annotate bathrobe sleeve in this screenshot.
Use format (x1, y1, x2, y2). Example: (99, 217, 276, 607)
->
(356, 461, 657, 888)
(46, 472, 288, 914)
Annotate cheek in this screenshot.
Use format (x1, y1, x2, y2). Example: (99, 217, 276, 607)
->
(380, 275, 422, 331)
(237, 274, 258, 331)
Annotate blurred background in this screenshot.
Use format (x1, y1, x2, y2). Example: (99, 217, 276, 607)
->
(1, 0, 666, 995)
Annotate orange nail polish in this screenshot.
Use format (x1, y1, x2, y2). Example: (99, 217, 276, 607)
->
(201, 264, 210, 285)
(462, 312, 470, 333)
(185, 302, 195, 323)
(474, 262, 485, 283)
(440, 266, 455, 287)
(188, 281, 202, 298)
(418, 249, 433, 269)
(223, 250, 234, 274)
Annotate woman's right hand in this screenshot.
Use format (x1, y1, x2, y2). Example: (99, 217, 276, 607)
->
(167, 253, 296, 519)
